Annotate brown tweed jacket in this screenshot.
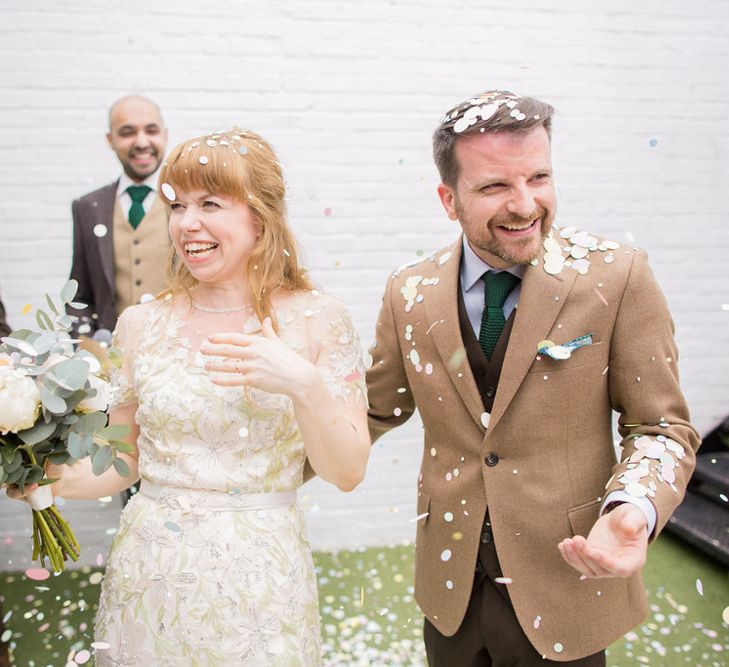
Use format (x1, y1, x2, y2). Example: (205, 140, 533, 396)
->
(366, 234, 700, 661)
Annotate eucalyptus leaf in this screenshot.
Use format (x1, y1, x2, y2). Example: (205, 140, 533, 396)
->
(112, 456, 131, 478)
(91, 446, 113, 475)
(2, 337, 37, 357)
(43, 373, 76, 398)
(26, 465, 45, 485)
(40, 385, 67, 415)
(58, 315, 76, 331)
(111, 440, 135, 455)
(46, 358, 89, 392)
(67, 432, 89, 459)
(5, 466, 25, 485)
(5, 450, 22, 473)
(33, 333, 58, 356)
(99, 424, 130, 441)
(76, 411, 107, 435)
(35, 309, 54, 331)
(17, 420, 57, 446)
(47, 451, 70, 465)
(45, 294, 60, 316)
(68, 301, 88, 310)
(60, 279, 78, 305)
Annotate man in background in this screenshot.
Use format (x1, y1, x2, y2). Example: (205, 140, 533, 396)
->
(69, 94, 170, 337)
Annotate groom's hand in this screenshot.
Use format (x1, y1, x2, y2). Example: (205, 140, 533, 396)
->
(557, 503, 648, 578)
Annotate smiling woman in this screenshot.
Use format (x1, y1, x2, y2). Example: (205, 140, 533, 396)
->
(4, 127, 371, 666)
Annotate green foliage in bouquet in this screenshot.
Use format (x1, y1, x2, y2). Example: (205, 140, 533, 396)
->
(0, 280, 132, 572)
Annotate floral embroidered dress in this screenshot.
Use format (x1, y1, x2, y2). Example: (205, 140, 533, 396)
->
(94, 290, 366, 666)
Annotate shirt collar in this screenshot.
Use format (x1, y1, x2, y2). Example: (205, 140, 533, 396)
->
(461, 235, 526, 292)
(118, 170, 159, 196)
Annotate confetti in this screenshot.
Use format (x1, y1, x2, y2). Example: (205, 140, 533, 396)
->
(24, 568, 51, 581)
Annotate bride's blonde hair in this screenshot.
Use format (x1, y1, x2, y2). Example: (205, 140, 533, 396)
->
(157, 128, 314, 327)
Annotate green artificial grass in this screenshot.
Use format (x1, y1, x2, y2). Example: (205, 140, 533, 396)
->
(1, 534, 727, 666)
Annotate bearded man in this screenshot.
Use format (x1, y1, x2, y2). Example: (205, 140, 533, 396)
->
(366, 89, 700, 665)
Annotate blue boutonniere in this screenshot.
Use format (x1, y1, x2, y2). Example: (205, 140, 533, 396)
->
(537, 333, 593, 361)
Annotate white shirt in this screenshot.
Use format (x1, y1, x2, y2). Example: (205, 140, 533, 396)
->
(116, 171, 160, 222)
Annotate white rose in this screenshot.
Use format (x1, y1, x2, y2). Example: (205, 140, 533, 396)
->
(77, 373, 112, 413)
(0, 366, 41, 434)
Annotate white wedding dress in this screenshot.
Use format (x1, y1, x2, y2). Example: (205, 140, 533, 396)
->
(94, 290, 366, 666)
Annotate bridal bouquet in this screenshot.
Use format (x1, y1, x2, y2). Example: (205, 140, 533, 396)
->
(0, 280, 131, 572)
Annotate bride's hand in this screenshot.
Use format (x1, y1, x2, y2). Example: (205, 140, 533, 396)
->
(201, 317, 319, 398)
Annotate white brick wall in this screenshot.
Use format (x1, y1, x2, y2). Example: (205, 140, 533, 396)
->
(1, 0, 728, 549)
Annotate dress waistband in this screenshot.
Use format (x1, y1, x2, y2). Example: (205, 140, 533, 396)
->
(138, 480, 297, 512)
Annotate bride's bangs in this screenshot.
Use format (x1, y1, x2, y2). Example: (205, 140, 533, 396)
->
(159, 135, 250, 204)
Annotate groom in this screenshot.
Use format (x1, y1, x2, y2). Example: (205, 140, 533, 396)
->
(366, 90, 700, 664)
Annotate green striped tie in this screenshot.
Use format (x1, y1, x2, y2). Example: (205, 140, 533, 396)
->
(126, 185, 152, 229)
(479, 271, 519, 359)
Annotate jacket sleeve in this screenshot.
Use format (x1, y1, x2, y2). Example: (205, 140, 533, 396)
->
(605, 250, 701, 537)
(67, 198, 96, 336)
(366, 274, 416, 444)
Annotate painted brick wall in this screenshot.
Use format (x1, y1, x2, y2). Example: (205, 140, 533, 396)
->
(1, 0, 727, 549)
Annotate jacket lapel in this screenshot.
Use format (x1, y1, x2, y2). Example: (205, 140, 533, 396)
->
(96, 182, 117, 292)
(423, 237, 486, 431)
(487, 246, 578, 434)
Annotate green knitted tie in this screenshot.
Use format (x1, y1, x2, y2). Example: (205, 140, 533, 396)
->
(126, 185, 152, 229)
(479, 271, 519, 359)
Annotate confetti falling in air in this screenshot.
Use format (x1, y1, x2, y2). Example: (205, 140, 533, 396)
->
(24, 568, 50, 581)
(649, 138, 658, 147)
(696, 579, 704, 596)
(324, 207, 332, 217)
(21, 303, 33, 315)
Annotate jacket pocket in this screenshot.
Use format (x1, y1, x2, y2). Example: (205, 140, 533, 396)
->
(567, 497, 602, 538)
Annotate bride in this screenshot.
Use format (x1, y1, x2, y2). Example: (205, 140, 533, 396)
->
(11, 128, 370, 665)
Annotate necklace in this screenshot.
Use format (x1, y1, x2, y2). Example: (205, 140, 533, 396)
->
(191, 301, 250, 313)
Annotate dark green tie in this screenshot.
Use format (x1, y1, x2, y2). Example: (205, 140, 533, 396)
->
(479, 271, 519, 359)
(126, 185, 152, 229)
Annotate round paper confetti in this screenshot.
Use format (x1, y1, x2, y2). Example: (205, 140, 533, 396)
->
(722, 606, 729, 624)
(696, 578, 704, 596)
(0, 629, 11, 643)
(445, 580, 454, 590)
(91, 642, 111, 650)
(494, 576, 513, 584)
(139, 293, 154, 304)
(89, 571, 104, 585)
(444, 512, 453, 522)
(21, 303, 33, 315)
(239, 427, 249, 438)
(440, 549, 452, 562)
(24, 567, 50, 581)
(199, 155, 209, 165)
(164, 520, 181, 532)
(93, 224, 108, 238)
(533, 615, 541, 629)
(75, 649, 92, 664)
(649, 138, 658, 147)
(324, 207, 332, 217)
(554, 643, 564, 653)
(160, 182, 176, 201)
(480, 412, 490, 429)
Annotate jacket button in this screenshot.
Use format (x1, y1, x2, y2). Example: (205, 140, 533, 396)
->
(485, 453, 499, 467)
(486, 386, 495, 398)
(134, 258, 141, 265)
(133, 238, 140, 245)
(135, 279, 142, 286)
(481, 531, 492, 544)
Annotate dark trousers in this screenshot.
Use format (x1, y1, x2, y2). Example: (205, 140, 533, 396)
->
(424, 519, 606, 667)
